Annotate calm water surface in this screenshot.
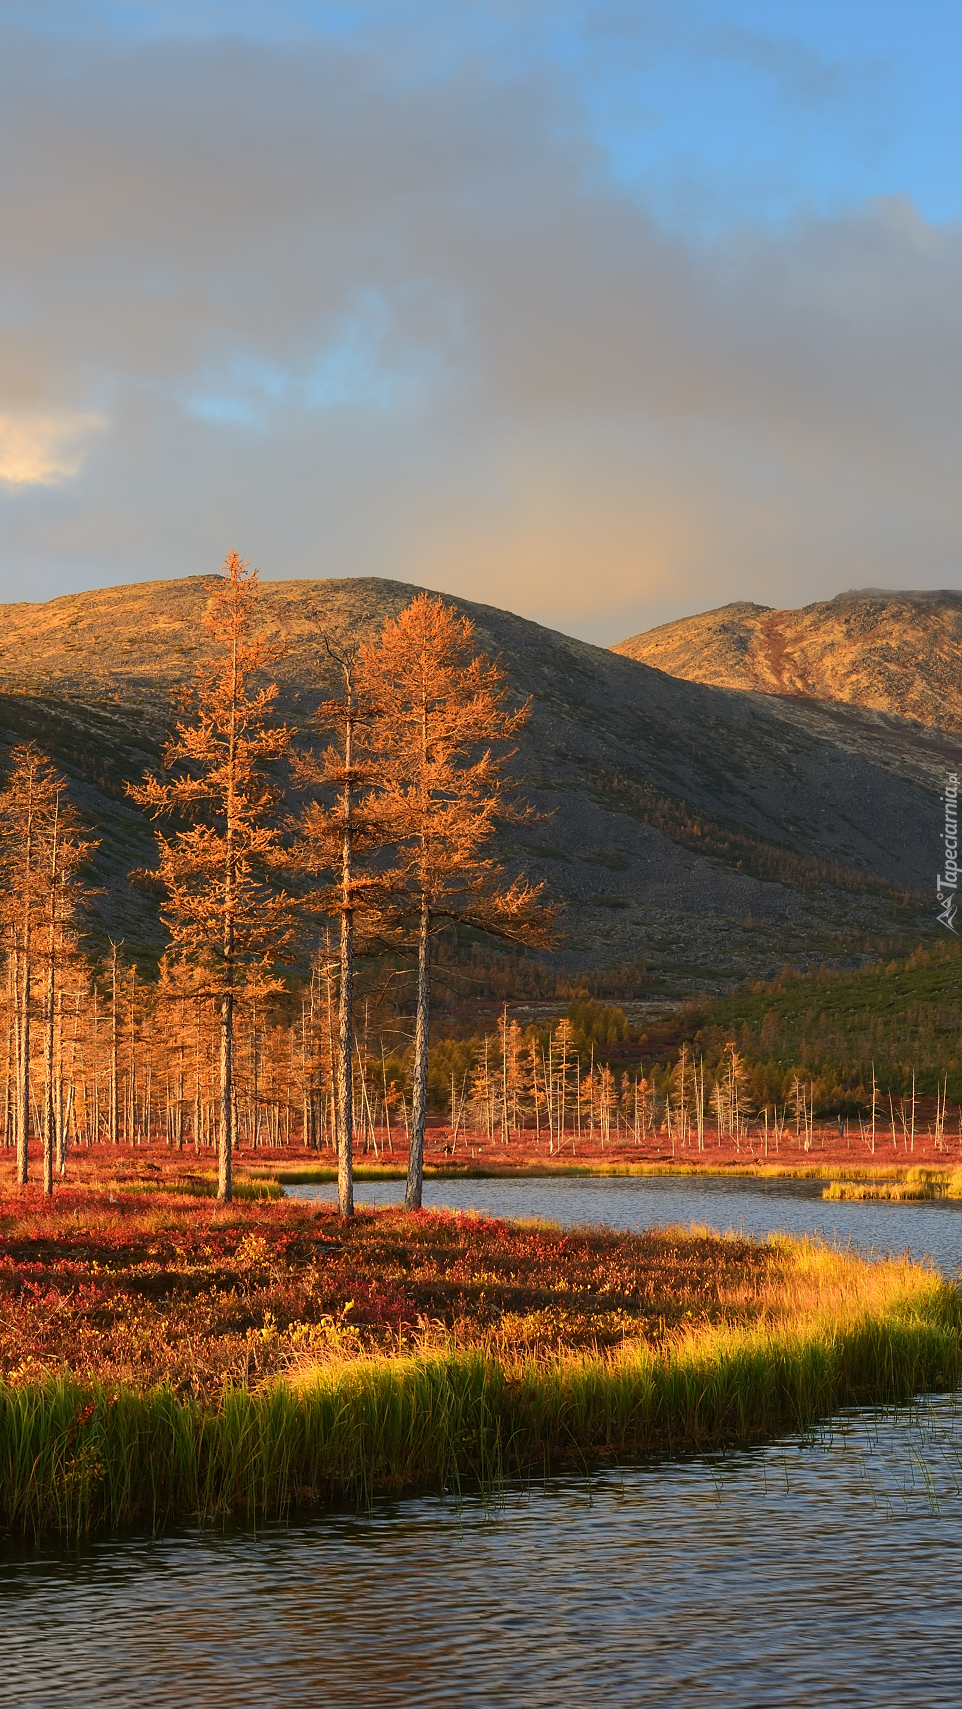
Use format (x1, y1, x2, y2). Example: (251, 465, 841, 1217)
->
(4, 1176, 962, 1708)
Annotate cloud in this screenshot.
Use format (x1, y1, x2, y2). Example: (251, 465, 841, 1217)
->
(0, 409, 104, 486)
(0, 6, 958, 641)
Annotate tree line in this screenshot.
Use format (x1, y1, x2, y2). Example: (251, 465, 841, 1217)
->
(0, 554, 553, 1212)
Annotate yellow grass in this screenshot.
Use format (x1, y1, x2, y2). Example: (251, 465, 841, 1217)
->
(1, 1230, 957, 1539)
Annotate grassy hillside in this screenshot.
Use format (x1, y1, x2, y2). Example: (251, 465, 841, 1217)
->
(672, 937, 962, 1109)
(0, 574, 950, 988)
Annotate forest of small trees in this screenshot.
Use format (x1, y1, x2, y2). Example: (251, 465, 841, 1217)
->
(0, 556, 554, 1212)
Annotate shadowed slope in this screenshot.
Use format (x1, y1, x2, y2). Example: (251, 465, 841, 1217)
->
(0, 576, 948, 986)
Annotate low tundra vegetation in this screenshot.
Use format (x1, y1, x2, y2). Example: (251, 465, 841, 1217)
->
(2, 1188, 957, 1537)
(1, 1188, 789, 1395)
(0, 1187, 951, 1394)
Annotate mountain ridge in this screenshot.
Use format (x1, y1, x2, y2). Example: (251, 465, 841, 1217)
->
(0, 575, 948, 990)
(612, 589, 962, 734)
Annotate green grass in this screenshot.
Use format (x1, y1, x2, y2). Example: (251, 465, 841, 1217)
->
(2, 1236, 957, 1538)
(124, 1174, 285, 1201)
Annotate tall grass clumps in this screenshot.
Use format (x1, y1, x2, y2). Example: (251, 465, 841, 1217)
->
(1, 1203, 959, 1538)
(824, 1168, 947, 1201)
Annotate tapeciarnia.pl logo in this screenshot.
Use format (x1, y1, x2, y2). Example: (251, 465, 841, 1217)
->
(937, 771, 959, 932)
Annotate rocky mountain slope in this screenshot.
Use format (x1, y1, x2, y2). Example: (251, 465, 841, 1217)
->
(612, 589, 962, 734)
(0, 576, 951, 991)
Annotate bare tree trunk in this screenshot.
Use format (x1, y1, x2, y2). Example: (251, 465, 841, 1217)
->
(382, 1043, 395, 1156)
(334, 685, 357, 1218)
(218, 878, 235, 1200)
(41, 790, 61, 1196)
(405, 892, 431, 1210)
(249, 999, 260, 1152)
(143, 1058, 151, 1146)
(301, 998, 312, 1149)
(325, 942, 336, 1154)
(126, 979, 136, 1145)
(337, 905, 354, 1216)
(16, 946, 30, 1184)
(219, 990, 233, 1201)
(4, 949, 14, 1148)
(194, 997, 202, 1155)
(176, 994, 186, 1150)
(109, 943, 119, 1145)
(57, 988, 75, 1174)
(91, 985, 100, 1143)
(42, 966, 55, 1196)
(16, 799, 34, 1185)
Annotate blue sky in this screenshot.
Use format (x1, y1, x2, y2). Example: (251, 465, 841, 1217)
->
(0, 0, 960, 640)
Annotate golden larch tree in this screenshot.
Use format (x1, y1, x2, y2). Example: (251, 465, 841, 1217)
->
(130, 552, 297, 1203)
(0, 743, 97, 1191)
(359, 593, 556, 1208)
(292, 639, 397, 1217)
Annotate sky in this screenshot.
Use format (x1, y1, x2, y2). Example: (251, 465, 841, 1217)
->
(1, 1, 961, 643)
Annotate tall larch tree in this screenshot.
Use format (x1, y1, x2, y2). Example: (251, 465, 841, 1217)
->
(130, 552, 296, 1203)
(293, 639, 397, 1217)
(0, 743, 97, 1190)
(359, 594, 556, 1209)
(38, 777, 96, 1193)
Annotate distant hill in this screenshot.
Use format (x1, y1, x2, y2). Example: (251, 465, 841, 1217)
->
(0, 576, 953, 991)
(612, 589, 962, 734)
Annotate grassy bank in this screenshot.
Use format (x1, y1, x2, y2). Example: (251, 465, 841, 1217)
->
(263, 1159, 962, 1185)
(1, 1184, 959, 1537)
(825, 1167, 962, 1202)
(1, 1248, 956, 1539)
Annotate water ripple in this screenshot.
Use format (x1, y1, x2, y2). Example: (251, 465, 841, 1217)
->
(288, 1171, 962, 1278)
(4, 1399, 962, 1708)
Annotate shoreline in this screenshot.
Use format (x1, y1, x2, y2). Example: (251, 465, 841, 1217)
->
(1, 1188, 959, 1538)
(5, 1128, 961, 1196)
(264, 1160, 962, 1186)
(4, 1259, 956, 1540)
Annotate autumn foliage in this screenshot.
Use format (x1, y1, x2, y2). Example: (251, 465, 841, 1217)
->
(354, 593, 555, 1208)
(0, 1182, 784, 1397)
(131, 554, 298, 1202)
(0, 561, 555, 1217)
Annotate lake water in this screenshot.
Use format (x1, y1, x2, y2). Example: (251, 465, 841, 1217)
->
(3, 1175, 962, 1708)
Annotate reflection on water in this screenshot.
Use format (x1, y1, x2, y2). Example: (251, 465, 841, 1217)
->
(4, 1175, 962, 1707)
(4, 1397, 962, 1708)
(288, 1171, 962, 1280)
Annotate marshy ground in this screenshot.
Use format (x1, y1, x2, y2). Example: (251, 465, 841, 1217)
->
(0, 1184, 785, 1396)
(1, 1164, 959, 1537)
